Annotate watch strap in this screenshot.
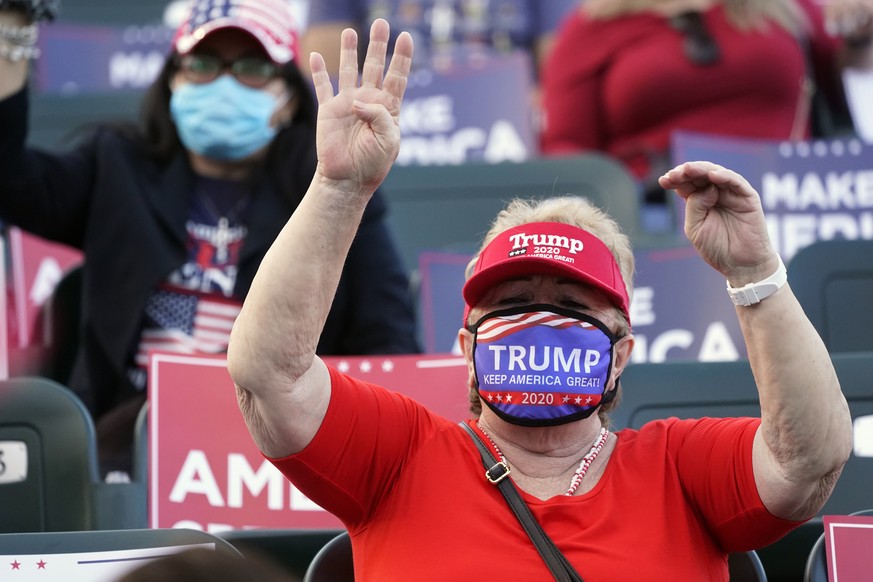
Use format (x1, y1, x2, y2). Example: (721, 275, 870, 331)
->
(726, 256, 787, 307)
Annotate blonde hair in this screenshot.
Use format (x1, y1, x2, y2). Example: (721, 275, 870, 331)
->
(466, 196, 635, 316)
(464, 196, 634, 423)
(583, 0, 809, 36)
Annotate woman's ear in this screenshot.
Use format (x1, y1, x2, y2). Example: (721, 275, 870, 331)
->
(611, 334, 635, 386)
(457, 327, 477, 389)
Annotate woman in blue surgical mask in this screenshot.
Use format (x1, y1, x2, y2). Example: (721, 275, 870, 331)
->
(168, 25, 297, 167)
(0, 0, 420, 479)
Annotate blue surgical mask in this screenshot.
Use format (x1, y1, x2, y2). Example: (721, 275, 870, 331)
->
(472, 305, 620, 427)
(170, 75, 281, 161)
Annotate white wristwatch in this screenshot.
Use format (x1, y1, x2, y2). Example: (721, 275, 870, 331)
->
(726, 256, 788, 307)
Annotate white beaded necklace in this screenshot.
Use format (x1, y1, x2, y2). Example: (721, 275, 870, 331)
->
(477, 424, 610, 496)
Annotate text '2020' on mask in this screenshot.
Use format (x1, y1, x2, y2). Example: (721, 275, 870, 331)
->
(472, 305, 619, 427)
(170, 75, 281, 161)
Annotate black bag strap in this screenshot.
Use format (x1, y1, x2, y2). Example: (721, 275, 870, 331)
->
(460, 422, 584, 582)
(796, 33, 856, 139)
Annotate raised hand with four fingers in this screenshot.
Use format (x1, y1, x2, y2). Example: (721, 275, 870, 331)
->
(309, 18, 414, 194)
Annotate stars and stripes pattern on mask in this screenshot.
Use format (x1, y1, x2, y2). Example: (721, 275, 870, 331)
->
(474, 309, 598, 344)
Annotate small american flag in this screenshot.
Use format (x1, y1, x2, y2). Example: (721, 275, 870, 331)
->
(135, 288, 241, 367)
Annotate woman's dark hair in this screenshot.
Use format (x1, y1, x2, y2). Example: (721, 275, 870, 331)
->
(134, 52, 317, 165)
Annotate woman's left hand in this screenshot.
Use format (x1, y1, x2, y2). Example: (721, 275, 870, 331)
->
(658, 161, 779, 284)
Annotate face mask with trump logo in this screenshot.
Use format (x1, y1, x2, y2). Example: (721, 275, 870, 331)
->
(471, 305, 619, 427)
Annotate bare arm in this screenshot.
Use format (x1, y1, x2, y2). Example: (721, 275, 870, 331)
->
(298, 21, 355, 77)
(227, 19, 413, 458)
(0, 9, 31, 99)
(659, 162, 853, 521)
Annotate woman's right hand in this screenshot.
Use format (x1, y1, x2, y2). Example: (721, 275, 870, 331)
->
(308, 18, 414, 195)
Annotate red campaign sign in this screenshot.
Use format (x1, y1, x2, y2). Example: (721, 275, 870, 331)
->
(2, 228, 82, 378)
(148, 352, 469, 533)
(823, 514, 873, 581)
(7, 227, 83, 349)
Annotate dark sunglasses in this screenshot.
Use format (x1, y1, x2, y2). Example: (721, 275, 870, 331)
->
(177, 53, 279, 88)
(670, 11, 720, 66)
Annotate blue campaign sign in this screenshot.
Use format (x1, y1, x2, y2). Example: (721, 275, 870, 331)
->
(418, 252, 469, 353)
(630, 245, 744, 364)
(398, 51, 536, 166)
(419, 248, 746, 362)
(671, 131, 873, 262)
(35, 24, 172, 94)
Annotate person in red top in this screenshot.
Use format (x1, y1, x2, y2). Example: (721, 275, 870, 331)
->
(540, 0, 873, 202)
(227, 18, 853, 580)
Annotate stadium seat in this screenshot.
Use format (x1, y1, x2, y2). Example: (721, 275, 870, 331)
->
(728, 550, 768, 581)
(291, 531, 763, 581)
(379, 154, 642, 274)
(788, 238, 873, 353)
(757, 519, 823, 582)
(612, 359, 763, 431)
(87, 401, 148, 531)
(0, 376, 99, 532)
(302, 530, 353, 582)
(220, 528, 345, 581)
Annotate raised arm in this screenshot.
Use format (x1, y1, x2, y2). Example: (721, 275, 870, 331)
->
(659, 162, 853, 521)
(227, 19, 413, 458)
